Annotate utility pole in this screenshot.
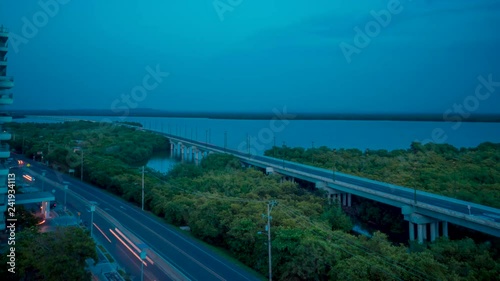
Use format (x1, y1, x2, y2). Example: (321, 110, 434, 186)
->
(224, 131, 227, 152)
(311, 141, 314, 163)
(141, 165, 145, 211)
(265, 200, 278, 281)
(81, 150, 84, 181)
(273, 137, 276, 157)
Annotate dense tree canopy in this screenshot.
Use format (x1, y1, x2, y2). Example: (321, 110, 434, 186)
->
(6, 122, 500, 280)
(265, 142, 500, 208)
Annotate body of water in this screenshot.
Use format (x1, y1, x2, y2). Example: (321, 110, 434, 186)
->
(146, 150, 177, 173)
(16, 115, 500, 153)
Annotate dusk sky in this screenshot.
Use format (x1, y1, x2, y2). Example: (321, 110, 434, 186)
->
(1, 0, 499, 114)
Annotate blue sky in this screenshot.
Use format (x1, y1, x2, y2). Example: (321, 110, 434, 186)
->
(1, 0, 499, 114)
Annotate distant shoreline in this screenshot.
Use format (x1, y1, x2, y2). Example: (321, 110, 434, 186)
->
(8, 109, 500, 122)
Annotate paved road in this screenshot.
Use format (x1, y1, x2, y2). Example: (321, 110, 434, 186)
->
(15, 154, 263, 281)
(163, 132, 500, 224)
(13, 164, 174, 280)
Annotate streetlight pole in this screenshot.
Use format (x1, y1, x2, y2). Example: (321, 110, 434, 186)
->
(80, 149, 84, 181)
(140, 249, 147, 281)
(90, 204, 95, 237)
(266, 200, 278, 281)
(311, 141, 314, 163)
(141, 165, 145, 211)
(64, 184, 68, 212)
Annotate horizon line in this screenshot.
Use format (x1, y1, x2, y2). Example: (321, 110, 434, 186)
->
(8, 109, 500, 122)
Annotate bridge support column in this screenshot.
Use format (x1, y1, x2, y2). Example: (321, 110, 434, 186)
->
(347, 193, 352, 207)
(430, 222, 437, 242)
(170, 143, 174, 157)
(417, 224, 424, 244)
(194, 149, 199, 165)
(342, 193, 346, 206)
(409, 222, 415, 241)
(423, 224, 427, 240)
(442, 221, 448, 238)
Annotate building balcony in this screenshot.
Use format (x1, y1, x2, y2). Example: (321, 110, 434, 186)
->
(0, 59, 6, 67)
(0, 202, 6, 215)
(0, 76, 14, 89)
(0, 93, 13, 105)
(0, 131, 11, 141)
(0, 163, 8, 176)
(0, 45, 6, 52)
(0, 112, 12, 123)
(0, 144, 10, 158)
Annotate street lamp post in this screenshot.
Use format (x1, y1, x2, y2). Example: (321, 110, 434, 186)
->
(140, 250, 147, 281)
(90, 204, 95, 237)
(64, 184, 68, 212)
(141, 165, 145, 211)
(80, 149, 84, 181)
(311, 141, 314, 163)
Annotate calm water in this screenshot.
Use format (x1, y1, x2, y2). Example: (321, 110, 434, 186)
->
(146, 150, 177, 173)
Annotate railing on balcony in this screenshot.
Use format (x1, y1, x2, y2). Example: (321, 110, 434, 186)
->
(0, 76, 13, 81)
(0, 93, 13, 99)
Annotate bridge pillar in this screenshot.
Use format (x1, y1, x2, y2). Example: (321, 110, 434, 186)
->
(409, 222, 415, 241)
(417, 224, 424, 244)
(342, 193, 346, 206)
(442, 221, 448, 238)
(347, 193, 352, 207)
(170, 142, 174, 157)
(430, 222, 437, 242)
(423, 224, 427, 240)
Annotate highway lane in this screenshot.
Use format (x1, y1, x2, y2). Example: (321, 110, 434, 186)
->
(13, 166, 172, 281)
(66, 195, 169, 281)
(15, 154, 263, 281)
(162, 132, 500, 223)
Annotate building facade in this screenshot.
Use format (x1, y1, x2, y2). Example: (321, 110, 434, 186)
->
(0, 25, 14, 230)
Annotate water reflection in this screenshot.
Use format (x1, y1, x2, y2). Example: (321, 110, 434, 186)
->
(146, 150, 178, 173)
